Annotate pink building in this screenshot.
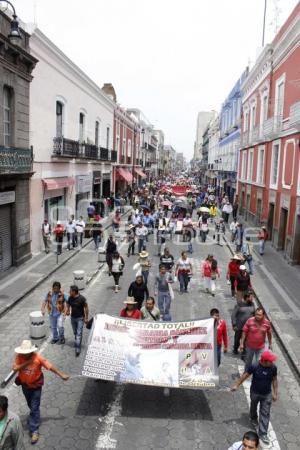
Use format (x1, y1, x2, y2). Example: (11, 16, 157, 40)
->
(238, 2, 300, 263)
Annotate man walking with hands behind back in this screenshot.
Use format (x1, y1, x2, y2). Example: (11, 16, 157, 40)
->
(66, 285, 89, 357)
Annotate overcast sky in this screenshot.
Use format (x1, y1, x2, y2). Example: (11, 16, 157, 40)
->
(11, 0, 300, 159)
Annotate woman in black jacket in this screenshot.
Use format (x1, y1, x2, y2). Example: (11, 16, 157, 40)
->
(128, 275, 149, 310)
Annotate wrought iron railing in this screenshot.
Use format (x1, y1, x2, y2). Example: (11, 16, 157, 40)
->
(53, 137, 113, 161)
(0, 146, 33, 174)
(290, 101, 300, 127)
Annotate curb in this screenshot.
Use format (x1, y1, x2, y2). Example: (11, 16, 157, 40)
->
(223, 233, 300, 383)
(0, 209, 131, 320)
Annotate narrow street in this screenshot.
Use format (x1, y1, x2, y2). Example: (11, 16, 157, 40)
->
(1, 215, 299, 450)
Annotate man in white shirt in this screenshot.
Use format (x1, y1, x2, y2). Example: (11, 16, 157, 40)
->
(41, 219, 51, 254)
(76, 216, 85, 247)
(228, 431, 259, 450)
(65, 219, 76, 250)
(136, 222, 148, 253)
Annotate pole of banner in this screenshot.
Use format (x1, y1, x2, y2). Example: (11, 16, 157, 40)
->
(262, 0, 267, 47)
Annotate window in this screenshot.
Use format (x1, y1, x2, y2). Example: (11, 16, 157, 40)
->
(257, 146, 265, 184)
(241, 151, 247, 180)
(122, 138, 126, 155)
(243, 110, 249, 132)
(128, 139, 132, 157)
(56, 101, 63, 138)
(106, 127, 110, 149)
(247, 149, 253, 181)
(3, 87, 12, 146)
(270, 142, 280, 187)
(249, 104, 256, 131)
(95, 121, 99, 146)
(274, 75, 285, 129)
(79, 112, 85, 142)
(262, 94, 268, 122)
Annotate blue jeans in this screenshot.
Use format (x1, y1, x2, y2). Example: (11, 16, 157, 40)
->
(142, 270, 149, 285)
(138, 238, 146, 253)
(178, 272, 189, 292)
(22, 386, 42, 433)
(93, 235, 100, 249)
(247, 257, 254, 275)
(250, 391, 272, 437)
(245, 347, 264, 371)
(49, 314, 64, 340)
(71, 317, 84, 350)
(158, 292, 171, 316)
(259, 240, 265, 255)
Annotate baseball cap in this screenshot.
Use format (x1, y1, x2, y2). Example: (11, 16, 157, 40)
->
(260, 351, 277, 363)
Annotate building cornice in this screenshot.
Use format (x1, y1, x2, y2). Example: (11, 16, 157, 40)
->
(31, 28, 115, 111)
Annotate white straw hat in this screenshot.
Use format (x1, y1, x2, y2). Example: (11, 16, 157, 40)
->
(15, 340, 38, 354)
(123, 296, 137, 305)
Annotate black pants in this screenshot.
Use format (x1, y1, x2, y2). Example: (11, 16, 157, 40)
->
(230, 275, 236, 296)
(112, 272, 121, 286)
(56, 236, 63, 254)
(234, 329, 243, 353)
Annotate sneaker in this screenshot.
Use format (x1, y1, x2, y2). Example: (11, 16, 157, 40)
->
(58, 338, 65, 345)
(259, 435, 270, 445)
(50, 339, 58, 344)
(250, 418, 258, 428)
(31, 432, 39, 445)
(75, 349, 81, 357)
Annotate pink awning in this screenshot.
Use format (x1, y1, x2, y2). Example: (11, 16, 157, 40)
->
(134, 168, 147, 178)
(43, 177, 75, 190)
(116, 168, 133, 183)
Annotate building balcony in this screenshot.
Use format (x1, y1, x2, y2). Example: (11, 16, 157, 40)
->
(289, 101, 300, 129)
(0, 146, 33, 175)
(53, 137, 113, 161)
(127, 157, 131, 165)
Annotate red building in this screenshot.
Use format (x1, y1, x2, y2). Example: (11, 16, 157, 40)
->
(237, 3, 300, 263)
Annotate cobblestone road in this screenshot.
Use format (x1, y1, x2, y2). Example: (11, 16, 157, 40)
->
(0, 219, 300, 450)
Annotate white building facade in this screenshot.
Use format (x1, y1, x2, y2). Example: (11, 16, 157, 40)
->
(29, 28, 115, 253)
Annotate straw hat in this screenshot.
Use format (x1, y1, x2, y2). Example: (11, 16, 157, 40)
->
(232, 254, 242, 260)
(139, 250, 149, 258)
(128, 224, 135, 229)
(15, 340, 38, 354)
(123, 296, 137, 305)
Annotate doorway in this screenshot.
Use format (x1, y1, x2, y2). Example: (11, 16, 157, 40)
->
(256, 199, 262, 225)
(278, 208, 288, 250)
(267, 203, 274, 241)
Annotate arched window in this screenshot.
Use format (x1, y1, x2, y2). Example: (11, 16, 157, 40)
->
(79, 112, 85, 142)
(3, 86, 13, 146)
(56, 101, 63, 138)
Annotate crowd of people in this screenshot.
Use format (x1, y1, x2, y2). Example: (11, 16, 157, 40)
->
(5, 178, 277, 448)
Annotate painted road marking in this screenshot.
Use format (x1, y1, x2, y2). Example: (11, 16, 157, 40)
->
(95, 384, 124, 449)
(238, 365, 281, 450)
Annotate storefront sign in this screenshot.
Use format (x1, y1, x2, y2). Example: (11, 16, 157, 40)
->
(93, 171, 101, 185)
(0, 191, 15, 206)
(82, 314, 218, 389)
(76, 174, 93, 194)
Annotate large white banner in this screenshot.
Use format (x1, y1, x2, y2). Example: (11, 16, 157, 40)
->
(82, 314, 218, 389)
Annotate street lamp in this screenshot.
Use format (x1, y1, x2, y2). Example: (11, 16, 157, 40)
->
(0, 0, 22, 45)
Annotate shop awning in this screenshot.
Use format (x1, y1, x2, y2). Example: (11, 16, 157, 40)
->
(42, 177, 75, 190)
(134, 168, 147, 178)
(116, 168, 133, 183)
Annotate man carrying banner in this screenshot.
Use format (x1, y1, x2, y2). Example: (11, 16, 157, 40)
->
(141, 297, 161, 321)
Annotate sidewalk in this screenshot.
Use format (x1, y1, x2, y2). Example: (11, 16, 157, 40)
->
(0, 207, 131, 318)
(224, 219, 300, 380)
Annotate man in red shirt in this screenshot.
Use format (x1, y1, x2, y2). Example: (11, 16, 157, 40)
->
(210, 308, 228, 366)
(120, 297, 141, 319)
(240, 307, 272, 370)
(12, 340, 69, 444)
